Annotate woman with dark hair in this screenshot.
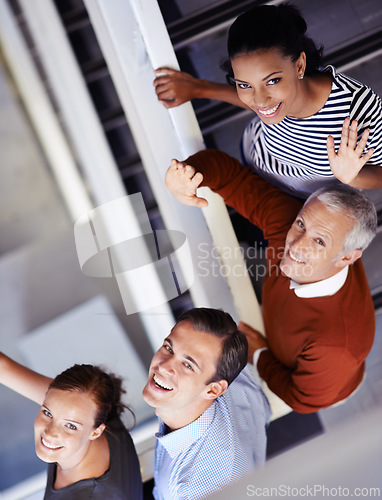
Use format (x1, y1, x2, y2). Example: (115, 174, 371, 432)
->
(0, 354, 143, 499)
(154, 3, 382, 197)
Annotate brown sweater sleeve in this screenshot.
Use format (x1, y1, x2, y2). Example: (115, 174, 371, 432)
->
(185, 149, 302, 241)
(258, 345, 361, 414)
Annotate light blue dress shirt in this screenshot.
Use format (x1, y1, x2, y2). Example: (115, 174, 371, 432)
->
(153, 365, 271, 499)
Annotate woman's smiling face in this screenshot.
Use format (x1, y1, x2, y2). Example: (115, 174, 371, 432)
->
(34, 388, 103, 470)
(231, 47, 305, 124)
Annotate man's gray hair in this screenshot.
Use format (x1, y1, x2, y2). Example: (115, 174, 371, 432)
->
(305, 185, 377, 253)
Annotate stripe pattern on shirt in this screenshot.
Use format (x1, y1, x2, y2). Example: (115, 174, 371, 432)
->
(242, 65, 382, 196)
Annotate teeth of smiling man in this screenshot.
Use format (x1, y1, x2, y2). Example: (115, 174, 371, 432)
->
(258, 103, 281, 116)
(289, 250, 305, 263)
(42, 437, 62, 450)
(153, 375, 173, 391)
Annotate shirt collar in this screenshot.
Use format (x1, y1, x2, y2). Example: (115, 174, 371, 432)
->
(290, 266, 349, 298)
(156, 402, 216, 458)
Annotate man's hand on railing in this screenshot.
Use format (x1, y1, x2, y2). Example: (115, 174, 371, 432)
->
(165, 159, 208, 207)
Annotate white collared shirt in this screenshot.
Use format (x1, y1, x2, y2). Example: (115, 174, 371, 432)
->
(289, 265, 349, 298)
(153, 366, 270, 499)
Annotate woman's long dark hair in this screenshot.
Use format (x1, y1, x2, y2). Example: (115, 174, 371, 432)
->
(224, 2, 324, 82)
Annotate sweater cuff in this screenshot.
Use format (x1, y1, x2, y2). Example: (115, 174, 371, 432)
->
(184, 150, 216, 188)
(253, 347, 268, 367)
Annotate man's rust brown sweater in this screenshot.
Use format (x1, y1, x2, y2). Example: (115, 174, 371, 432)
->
(187, 149, 375, 413)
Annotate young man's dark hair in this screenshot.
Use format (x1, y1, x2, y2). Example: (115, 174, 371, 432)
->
(175, 307, 248, 385)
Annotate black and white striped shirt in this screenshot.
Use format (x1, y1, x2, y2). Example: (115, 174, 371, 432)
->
(242, 66, 382, 198)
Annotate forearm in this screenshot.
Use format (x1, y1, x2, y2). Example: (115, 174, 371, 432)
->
(0, 352, 52, 404)
(195, 80, 250, 109)
(154, 68, 251, 109)
(257, 349, 347, 414)
(186, 149, 301, 234)
(348, 164, 382, 189)
(257, 351, 314, 414)
(186, 149, 251, 192)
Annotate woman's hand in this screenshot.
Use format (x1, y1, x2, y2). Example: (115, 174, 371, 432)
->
(238, 321, 268, 363)
(154, 67, 250, 109)
(327, 117, 374, 185)
(154, 68, 202, 108)
(165, 159, 208, 207)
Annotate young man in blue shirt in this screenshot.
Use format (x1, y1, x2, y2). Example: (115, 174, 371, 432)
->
(142, 307, 270, 500)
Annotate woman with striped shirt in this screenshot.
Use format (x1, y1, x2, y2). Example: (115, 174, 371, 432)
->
(154, 3, 382, 198)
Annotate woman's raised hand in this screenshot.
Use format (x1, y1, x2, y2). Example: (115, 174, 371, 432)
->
(165, 159, 208, 207)
(327, 117, 374, 185)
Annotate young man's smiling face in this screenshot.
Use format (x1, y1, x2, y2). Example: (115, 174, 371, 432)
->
(142, 321, 227, 429)
(280, 198, 359, 284)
